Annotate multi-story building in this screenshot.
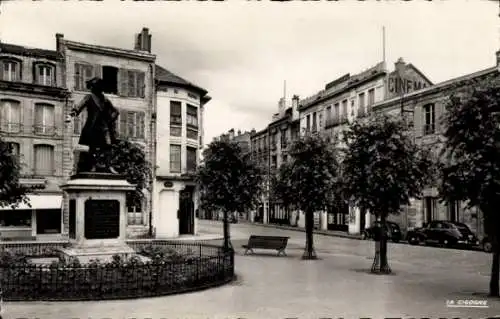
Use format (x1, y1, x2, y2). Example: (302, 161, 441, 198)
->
(153, 63, 210, 238)
(298, 58, 432, 234)
(57, 28, 157, 238)
(249, 96, 301, 225)
(0, 41, 70, 240)
(0, 27, 210, 241)
(371, 51, 500, 239)
(214, 128, 252, 155)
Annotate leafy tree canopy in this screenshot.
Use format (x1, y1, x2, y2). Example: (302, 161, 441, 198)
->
(96, 139, 152, 204)
(271, 133, 340, 213)
(0, 139, 28, 208)
(439, 74, 500, 226)
(342, 114, 435, 218)
(197, 140, 263, 213)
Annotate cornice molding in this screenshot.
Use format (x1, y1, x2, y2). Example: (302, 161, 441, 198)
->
(64, 40, 156, 63)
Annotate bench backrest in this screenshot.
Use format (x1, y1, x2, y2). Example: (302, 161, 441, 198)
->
(248, 235, 289, 249)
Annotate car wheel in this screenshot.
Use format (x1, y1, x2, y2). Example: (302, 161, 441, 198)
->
(484, 241, 493, 253)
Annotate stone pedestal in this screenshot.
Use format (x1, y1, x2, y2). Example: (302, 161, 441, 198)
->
(58, 173, 140, 264)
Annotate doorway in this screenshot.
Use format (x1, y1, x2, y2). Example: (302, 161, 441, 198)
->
(178, 186, 195, 235)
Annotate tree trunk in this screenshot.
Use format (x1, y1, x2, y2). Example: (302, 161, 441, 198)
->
(360, 207, 366, 233)
(371, 214, 391, 274)
(302, 209, 317, 260)
(490, 233, 500, 296)
(223, 210, 233, 251)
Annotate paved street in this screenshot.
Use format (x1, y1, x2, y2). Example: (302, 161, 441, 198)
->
(3, 220, 500, 319)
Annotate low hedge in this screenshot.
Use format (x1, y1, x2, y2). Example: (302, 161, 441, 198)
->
(0, 242, 234, 301)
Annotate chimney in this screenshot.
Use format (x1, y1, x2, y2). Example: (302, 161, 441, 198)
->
(134, 28, 152, 53)
(237, 130, 241, 136)
(229, 129, 235, 139)
(395, 57, 406, 76)
(56, 33, 64, 54)
(292, 94, 300, 121)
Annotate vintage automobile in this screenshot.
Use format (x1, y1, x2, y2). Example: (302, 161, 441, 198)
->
(361, 221, 402, 243)
(406, 220, 479, 248)
(480, 236, 493, 253)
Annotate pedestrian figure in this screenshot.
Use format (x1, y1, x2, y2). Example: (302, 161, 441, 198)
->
(69, 77, 119, 174)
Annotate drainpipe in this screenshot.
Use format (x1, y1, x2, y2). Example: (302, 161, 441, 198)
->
(148, 64, 156, 237)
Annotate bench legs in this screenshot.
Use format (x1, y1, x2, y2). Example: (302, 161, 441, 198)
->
(277, 249, 287, 256)
(244, 248, 255, 255)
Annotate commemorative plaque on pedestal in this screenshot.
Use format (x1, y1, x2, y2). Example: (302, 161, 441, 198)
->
(58, 172, 138, 263)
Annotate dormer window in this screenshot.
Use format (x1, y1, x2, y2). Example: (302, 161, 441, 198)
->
(34, 63, 55, 86)
(1, 59, 21, 82)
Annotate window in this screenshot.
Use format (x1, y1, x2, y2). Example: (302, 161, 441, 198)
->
(74, 63, 94, 91)
(187, 128, 198, 140)
(423, 103, 435, 135)
(0, 210, 31, 227)
(368, 88, 375, 106)
(73, 111, 87, 135)
(34, 103, 55, 135)
(127, 70, 145, 98)
(170, 101, 182, 125)
(312, 112, 317, 132)
(280, 131, 287, 148)
(0, 99, 21, 133)
(424, 197, 436, 224)
(358, 92, 365, 110)
(282, 154, 288, 163)
(170, 144, 181, 173)
(126, 193, 143, 225)
(102, 66, 118, 94)
(326, 106, 332, 121)
(118, 111, 145, 139)
(34, 144, 54, 176)
(7, 142, 20, 164)
(186, 105, 198, 127)
(35, 64, 54, 86)
(1, 60, 20, 81)
(334, 103, 340, 121)
(306, 114, 310, 131)
(186, 147, 197, 172)
(341, 100, 348, 120)
(36, 209, 61, 234)
(171, 126, 182, 137)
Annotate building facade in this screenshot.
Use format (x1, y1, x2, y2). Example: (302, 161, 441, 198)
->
(153, 64, 210, 238)
(372, 52, 500, 239)
(0, 42, 70, 240)
(57, 28, 157, 238)
(298, 58, 432, 234)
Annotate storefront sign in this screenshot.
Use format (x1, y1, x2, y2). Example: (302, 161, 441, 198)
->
(388, 76, 427, 95)
(84, 200, 120, 239)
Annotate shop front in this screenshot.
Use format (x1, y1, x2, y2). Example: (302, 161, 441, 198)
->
(0, 194, 63, 241)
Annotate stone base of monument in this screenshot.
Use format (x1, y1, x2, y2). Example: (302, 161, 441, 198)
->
(58, 172, 147, 264)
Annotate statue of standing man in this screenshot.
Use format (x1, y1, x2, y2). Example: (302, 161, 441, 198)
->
(69, 77, 119, 174)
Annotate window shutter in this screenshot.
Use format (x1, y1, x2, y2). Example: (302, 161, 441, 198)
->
(127, 111, 135, 137)
(138, 112, 145, 139)
(94, 64, 102, 79)
(74, 63, 81, 90)
(128, 71, 135, 97)
(119, 69, 129, 97)
(138, 72, 145, 98)
(33, 63, 38, 85)
(119, 112, 127, 138)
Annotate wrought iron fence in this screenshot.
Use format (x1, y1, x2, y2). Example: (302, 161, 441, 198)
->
(0, 240, 234, 301)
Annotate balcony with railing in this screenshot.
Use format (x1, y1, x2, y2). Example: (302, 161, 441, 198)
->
(33, 125, 57, 136)
(0, 122, 22, 134)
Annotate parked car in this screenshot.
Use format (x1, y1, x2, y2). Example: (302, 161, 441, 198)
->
(406, 220, 479, 248)
(361, 221, 402, 243)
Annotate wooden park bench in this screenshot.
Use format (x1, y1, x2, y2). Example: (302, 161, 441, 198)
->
(242, 235, 289, 256)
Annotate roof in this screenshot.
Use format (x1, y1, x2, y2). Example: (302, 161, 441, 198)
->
(373, 66, 498, 112)
(156, 64, 208, 95)
(0, 42, 62, 60)
(406, 63, 434, 86)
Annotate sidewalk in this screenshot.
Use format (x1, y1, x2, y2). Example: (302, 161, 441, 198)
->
(238, 220, 363, 240)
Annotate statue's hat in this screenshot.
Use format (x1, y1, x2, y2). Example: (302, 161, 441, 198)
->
(86, 77, 104, 91)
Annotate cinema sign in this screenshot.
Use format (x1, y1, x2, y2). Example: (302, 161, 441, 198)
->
(387, 66, 432, 98)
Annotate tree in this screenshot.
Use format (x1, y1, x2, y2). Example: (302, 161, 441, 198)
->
(271, 133, 340, 260)
(95, 139, 152, 214)
(438, 74, 500, 296)
(0, 138, 28, 208)
(196, 140, 263, 250)
(342, 114, 434, 273)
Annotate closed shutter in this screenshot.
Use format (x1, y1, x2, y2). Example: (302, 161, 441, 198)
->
(119, 112, 127, 138)
(138, 72, 145, 98)
(118, 69, 129, 97)
(74, 63, 81, 90)
(35, 104, 44, 131)
(34, 144, 54, 175)
(127, 111, 135, 137)
(128, 71, 135, 97)
(138, 112, 145, 139)
(94, 64, 102, 79)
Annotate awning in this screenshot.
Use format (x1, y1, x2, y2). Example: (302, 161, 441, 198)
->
(0, 195, 63, 210)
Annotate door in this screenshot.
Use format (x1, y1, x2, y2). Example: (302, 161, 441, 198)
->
(178, 187, 195, 235)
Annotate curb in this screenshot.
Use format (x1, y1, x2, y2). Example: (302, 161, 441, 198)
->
(236, 220, 363, 240)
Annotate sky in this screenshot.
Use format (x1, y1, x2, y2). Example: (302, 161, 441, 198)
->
(0, 0, 498, 145)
